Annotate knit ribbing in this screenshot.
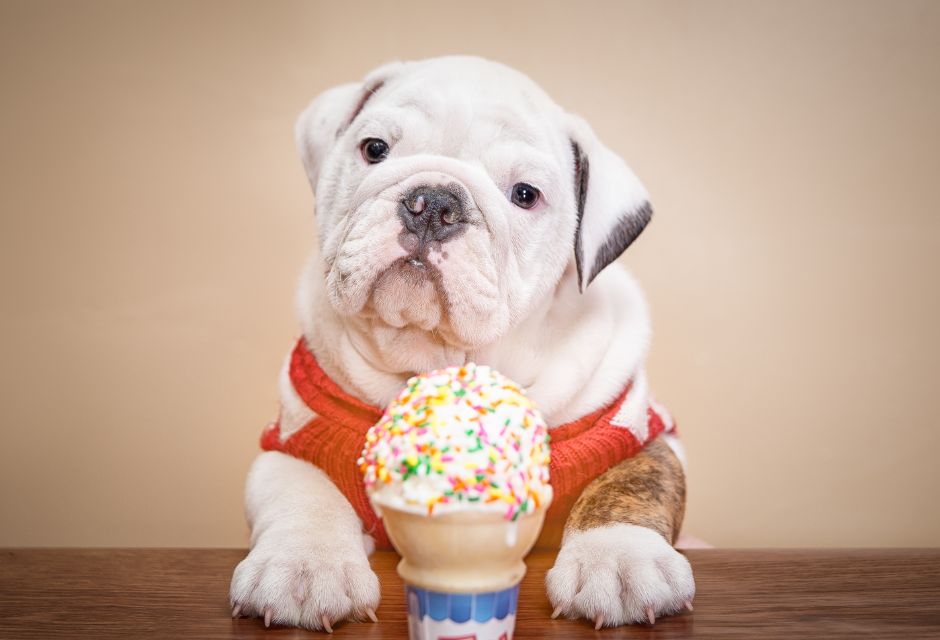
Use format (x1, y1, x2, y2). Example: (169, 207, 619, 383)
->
(261, 338, 673, 549)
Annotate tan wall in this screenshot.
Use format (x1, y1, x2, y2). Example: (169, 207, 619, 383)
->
(1, 0, 938, 548)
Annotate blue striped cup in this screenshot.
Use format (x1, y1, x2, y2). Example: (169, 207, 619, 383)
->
(406, 583, 520, 640)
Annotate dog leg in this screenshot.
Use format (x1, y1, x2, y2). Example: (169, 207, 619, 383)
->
(546, 439, 695, 627)
(230, 451, 380, 632)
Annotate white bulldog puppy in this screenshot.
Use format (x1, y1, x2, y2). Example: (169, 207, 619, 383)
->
(230, 55, 694, 632)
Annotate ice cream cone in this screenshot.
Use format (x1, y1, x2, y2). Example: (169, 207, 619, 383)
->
(359, 363, 553, 639)
(382, 499, 550, 593)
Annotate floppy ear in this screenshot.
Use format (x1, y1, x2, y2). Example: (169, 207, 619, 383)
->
(567, 114, 653, 292)
(294, 83, 362, 190)
(294, 61, 404, 191)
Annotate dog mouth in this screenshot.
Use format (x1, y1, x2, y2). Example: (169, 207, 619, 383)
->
(398, 228, 443, 274)
(406, 255, 426, 269)
(396, 253, 437, 282)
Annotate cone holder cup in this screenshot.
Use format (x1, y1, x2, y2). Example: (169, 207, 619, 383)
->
(379, 499, 550, 640)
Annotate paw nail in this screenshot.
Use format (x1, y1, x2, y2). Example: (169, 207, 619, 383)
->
(551, 606, 563, 619)
(366, 608, 378, 623)
(685, 600, 694, 612)
(646, 606, 656, 625)
(594, 615, 604, 630)
(321, 615, 333, 633)
(231, 604, 241, 618)
(264, 608, 272, 628)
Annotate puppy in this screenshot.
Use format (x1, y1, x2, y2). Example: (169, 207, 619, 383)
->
(230, 55, 694, 632)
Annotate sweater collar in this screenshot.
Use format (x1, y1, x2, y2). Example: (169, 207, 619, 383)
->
(288, 337, 630, 443)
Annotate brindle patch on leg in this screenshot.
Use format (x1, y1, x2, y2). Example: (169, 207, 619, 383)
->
(565, 438, 686, 544)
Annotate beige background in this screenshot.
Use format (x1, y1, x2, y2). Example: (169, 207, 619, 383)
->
(1, 0, 938, 548)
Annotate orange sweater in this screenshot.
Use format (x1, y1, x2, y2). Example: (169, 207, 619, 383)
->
(261, 338, 675, 549)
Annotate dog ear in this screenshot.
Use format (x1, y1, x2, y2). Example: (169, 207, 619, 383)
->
(294, 82, 361, 190)
(567, 114, 653, 292)
(294, 62, 404, 191)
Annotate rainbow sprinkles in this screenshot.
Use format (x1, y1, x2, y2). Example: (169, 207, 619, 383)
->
(359, 363, 552, 520)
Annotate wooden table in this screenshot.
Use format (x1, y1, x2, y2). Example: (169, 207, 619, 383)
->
(1, 549, 939, 639)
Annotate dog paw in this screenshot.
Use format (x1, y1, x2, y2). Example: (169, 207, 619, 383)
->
(230, 535, 380, 632)
(546, 523, 694, 628)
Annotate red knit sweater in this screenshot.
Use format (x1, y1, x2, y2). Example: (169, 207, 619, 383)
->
(261, 338, 676, 549)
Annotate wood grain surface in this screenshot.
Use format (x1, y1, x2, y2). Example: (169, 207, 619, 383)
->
(1, 548, 939, 639)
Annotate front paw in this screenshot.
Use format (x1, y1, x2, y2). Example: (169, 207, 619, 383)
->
(230, 534, 380, 632)
(546, 523, 694, 628)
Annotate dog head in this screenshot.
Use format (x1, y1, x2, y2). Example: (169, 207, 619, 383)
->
(295, 56, 651, 349)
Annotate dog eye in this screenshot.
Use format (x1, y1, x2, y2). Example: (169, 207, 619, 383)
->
(510, 183, 540, 209)
(360, 138, 390, 164)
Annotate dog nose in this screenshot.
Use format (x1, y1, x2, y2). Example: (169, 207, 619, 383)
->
(399, 186, 467, 244)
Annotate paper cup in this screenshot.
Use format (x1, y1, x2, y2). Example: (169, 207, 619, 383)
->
(406, 583, 520, 640)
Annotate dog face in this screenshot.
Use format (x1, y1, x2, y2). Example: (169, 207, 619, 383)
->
(295, 56, 652, 349)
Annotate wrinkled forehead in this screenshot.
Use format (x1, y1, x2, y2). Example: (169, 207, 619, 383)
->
(363, 61, 568, 157)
